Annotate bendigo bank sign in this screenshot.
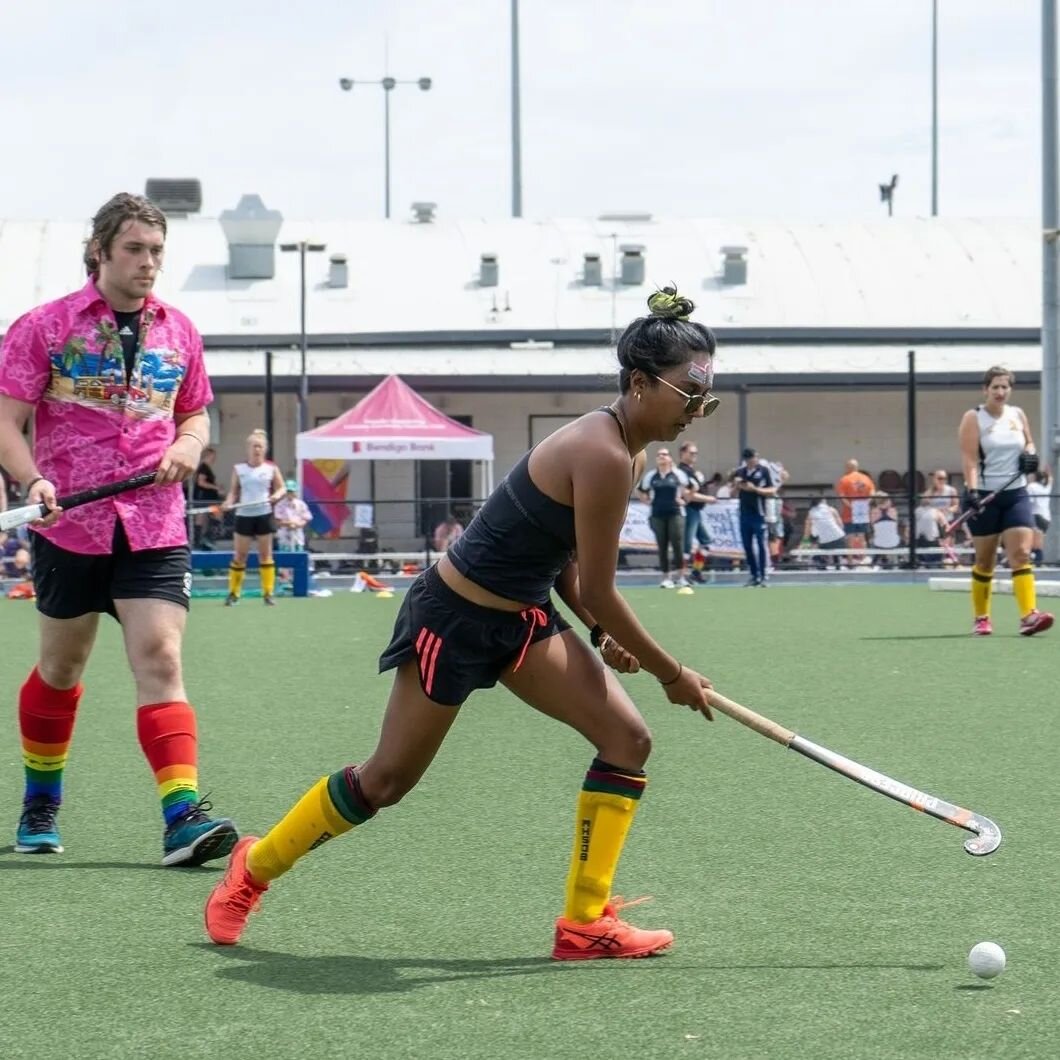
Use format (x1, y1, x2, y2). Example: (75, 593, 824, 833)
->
(350, 440, 439, 455)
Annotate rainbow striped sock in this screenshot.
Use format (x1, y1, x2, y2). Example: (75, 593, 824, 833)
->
(136, 702, 199, 823)
(20, 668, 81, 804)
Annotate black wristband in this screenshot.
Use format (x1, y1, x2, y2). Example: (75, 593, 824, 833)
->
(25, 475, 45, 492)
(659, 662, 683, 686)
(589, 624, 604, 648)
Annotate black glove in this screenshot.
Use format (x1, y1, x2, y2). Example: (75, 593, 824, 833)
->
(961, 488, 984, 514)
(1018, 451, 1039, 475)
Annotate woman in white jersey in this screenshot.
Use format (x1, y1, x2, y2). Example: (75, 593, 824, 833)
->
(957, 367, 1053, 636)
(223, 429, 285, 607)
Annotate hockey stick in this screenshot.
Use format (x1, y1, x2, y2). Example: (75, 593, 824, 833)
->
(186, 499, 269, 516)
(705, 690, 1002, 857)
(944, 470, 1023, 537)
(0, 472, 157, 532)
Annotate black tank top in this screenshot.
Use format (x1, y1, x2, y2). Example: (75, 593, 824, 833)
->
(447, 449, 576, 604)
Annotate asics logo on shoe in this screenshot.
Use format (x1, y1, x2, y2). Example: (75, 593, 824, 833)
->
(560, 926, 622, 951)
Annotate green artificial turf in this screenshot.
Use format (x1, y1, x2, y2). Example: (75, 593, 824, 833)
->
(0, 585, 1055, 1059)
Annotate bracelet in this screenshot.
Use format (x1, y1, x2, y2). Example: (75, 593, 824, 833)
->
(589, 623, 604, 648)
(25, 475, 45, 491)
(659, 662, 683, 686)
(177, 432, 205, 448)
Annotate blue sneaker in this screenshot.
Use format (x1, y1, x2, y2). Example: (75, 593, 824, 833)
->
(15, 795, 63, 854)
(162, 797, 238, 867)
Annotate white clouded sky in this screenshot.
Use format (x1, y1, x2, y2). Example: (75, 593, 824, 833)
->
(0, 0, 1042, 222)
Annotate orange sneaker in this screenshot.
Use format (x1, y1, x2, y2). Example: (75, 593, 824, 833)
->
(204, 836, 268, 945)
(551, 897, 674, 961)
(1019, 610, 1054, 637)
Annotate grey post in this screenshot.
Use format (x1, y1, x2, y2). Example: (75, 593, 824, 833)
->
(1044, 0, 1060, 562)
(511, 0, 523, 217)
(280, 241, 327, 436)
(931, 0, 939, 216)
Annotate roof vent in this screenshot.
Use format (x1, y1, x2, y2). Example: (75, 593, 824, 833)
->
(411, 201, 437, 223)
(479, 253, 499, 287)
(583, 252, 602, 286)
(328, 253, 348, 289)
(144, 178, 202, 216)
(619, 244, 645, 286)
(721, 245, 748, 286)
(219, 194, 283, 280)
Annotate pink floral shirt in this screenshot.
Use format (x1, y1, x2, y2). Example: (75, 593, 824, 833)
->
(0, 280, 213, 554)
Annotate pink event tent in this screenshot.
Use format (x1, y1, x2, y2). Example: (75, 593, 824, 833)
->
(296, 374, 494, 490)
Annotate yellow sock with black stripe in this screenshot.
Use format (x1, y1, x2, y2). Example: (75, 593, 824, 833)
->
(1011, 565, 1037, 618)
(260, 561, 276, 598)
(971, 566, 993, 618)
(228, 562, 246, 597)
(246, 767, 377, 883)
(564, 757, 647, 923)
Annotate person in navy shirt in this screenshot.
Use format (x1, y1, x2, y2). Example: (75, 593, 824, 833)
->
(732, 447, 777, 586)
(638, 449, 691, 588)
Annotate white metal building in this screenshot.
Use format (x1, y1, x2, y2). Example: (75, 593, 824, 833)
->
(0, 196, 1043, 544)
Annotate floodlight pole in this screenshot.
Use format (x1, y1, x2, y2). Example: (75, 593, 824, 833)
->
(511, 0, 523, 217)
(339, 74, 432, 219)
(1043, 0, 1060, 562)
(931, 0, 939, 215)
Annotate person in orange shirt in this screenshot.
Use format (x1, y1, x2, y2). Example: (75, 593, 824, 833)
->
(835, 459, 875, 566)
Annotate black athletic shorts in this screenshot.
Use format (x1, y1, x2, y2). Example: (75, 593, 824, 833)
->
(234, 513, 275, 537)
(379, 563, 571, 706)
(968, 487, 1034, 538)
(32, 521, 191, 620)
(1035, 514, 1051, 534)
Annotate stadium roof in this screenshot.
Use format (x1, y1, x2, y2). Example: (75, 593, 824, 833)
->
(0, 213, 1042, 345)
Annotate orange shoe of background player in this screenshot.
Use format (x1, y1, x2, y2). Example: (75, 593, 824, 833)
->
(204, 836, 268, 945)
(551, 897, 674, 961)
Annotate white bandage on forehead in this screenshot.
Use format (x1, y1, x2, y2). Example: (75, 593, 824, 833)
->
(687, 361, 714, 388)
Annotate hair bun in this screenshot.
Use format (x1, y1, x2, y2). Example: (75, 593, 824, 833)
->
(647, 286, 694, 321)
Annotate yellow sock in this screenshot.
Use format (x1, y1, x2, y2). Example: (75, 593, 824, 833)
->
(228, 562, 246, 597)
(260, 561, 276, 597)
(971, 566, 993, 618)
(247, 769, 376, 883)
(563, 760, 646, 923)
(1011, 565, 1036, 618)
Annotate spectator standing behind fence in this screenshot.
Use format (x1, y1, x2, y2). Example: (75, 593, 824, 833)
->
(924, 468, 961, 556)
(274, 479, 312, 552)
(914, 496, 948, 568)
(638, 448, 690, 588)
(191, 446, 222, 550)
(732, 447, 777, 586)
(677, 441, 715, 583)
(1026, 467, 1052, 567)
(870, 491, 903, 568)
(432, 513, 465, 554)
(764, 460, 790, 568)
(802, 494, 846, 570)
(835, 459, 875, 566)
